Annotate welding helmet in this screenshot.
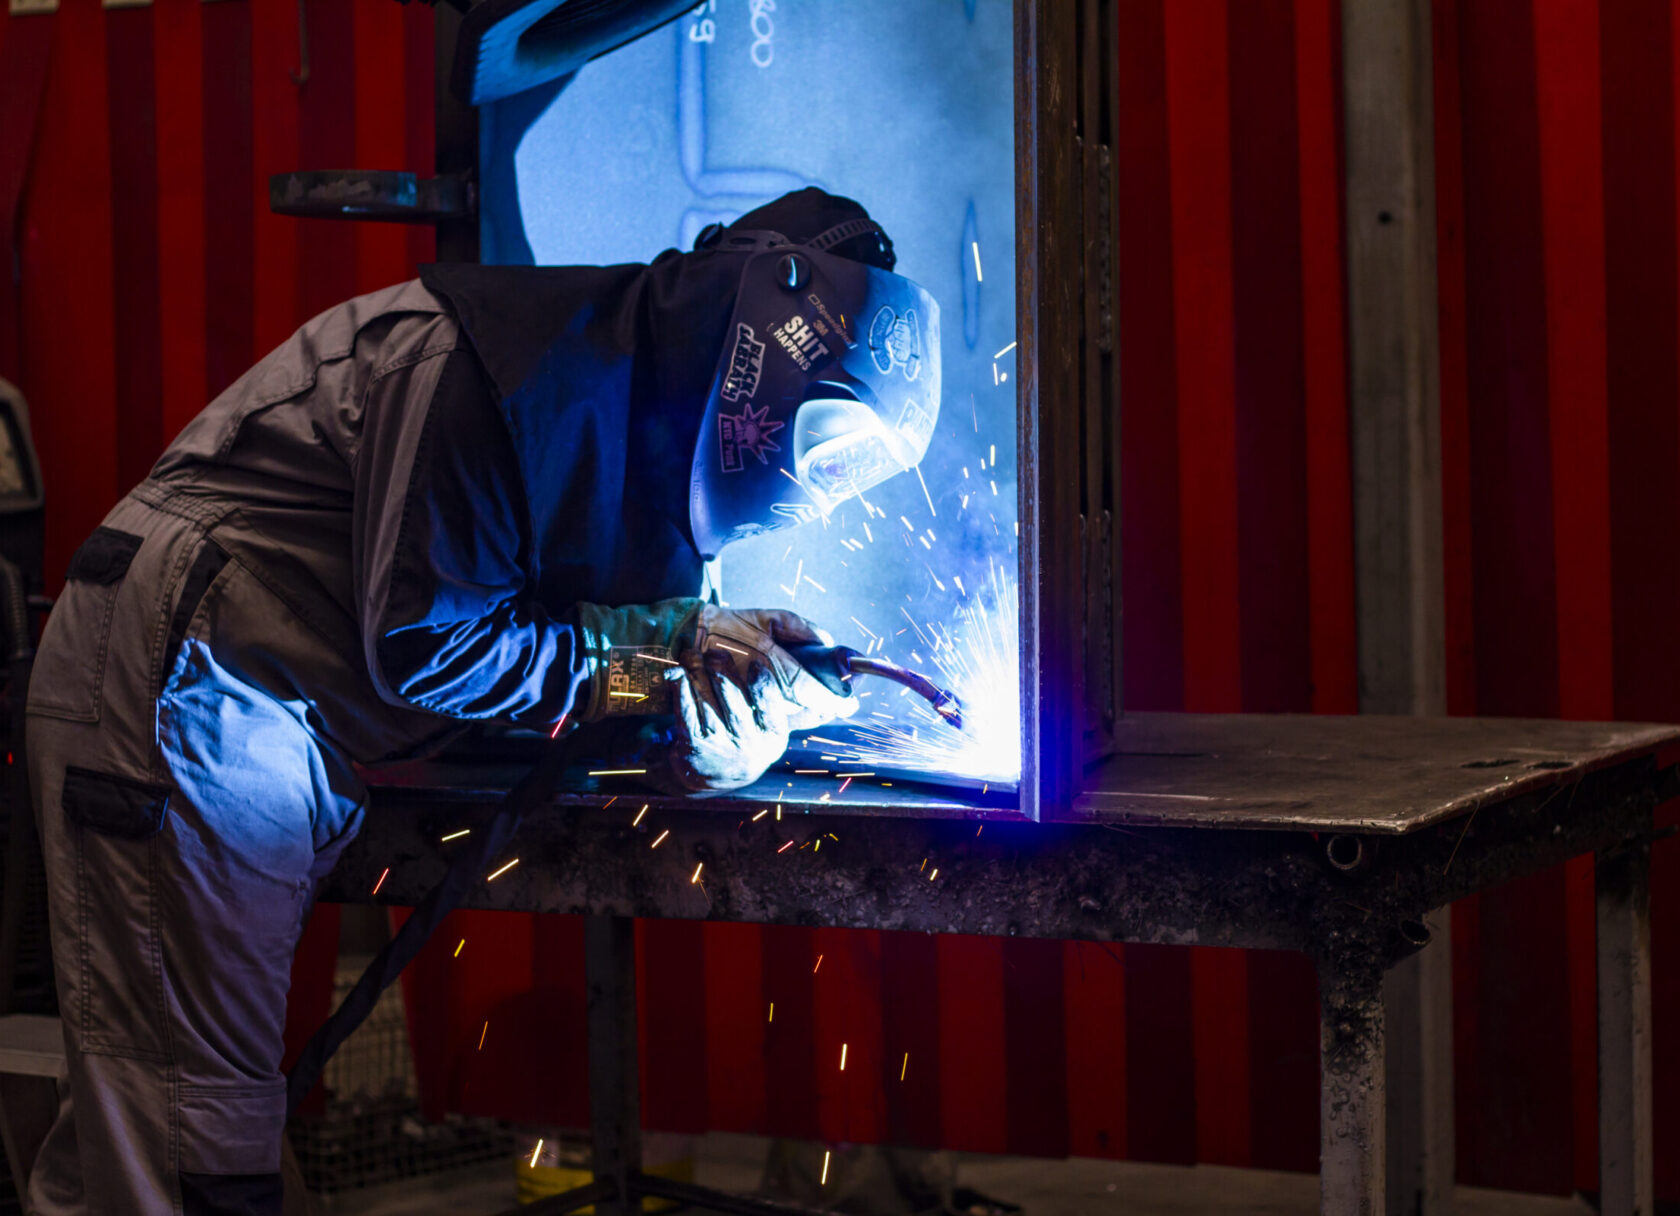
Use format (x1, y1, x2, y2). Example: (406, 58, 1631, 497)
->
(688, 208, 941, 559)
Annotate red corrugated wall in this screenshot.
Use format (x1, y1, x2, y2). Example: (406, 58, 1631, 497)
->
(1, 0, 1675, 1194)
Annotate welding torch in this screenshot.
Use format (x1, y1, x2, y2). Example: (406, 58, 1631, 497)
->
(778, 638, 965, 731)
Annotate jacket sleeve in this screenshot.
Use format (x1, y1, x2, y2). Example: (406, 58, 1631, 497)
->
(355, 335, 589, 725)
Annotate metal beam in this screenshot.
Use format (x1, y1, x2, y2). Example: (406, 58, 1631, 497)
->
(1342, 3, 1452, 1209)
(585, 916, 641, 1216)
(1596, 835, 1654, 1215)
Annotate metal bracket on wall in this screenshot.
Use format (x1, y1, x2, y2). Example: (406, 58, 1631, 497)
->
(269, 171, 476, 224)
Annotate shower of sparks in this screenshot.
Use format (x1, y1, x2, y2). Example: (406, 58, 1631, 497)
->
(371, 867, 389, 896)
(836, 561, 1021, 785)
(530, 1139, 544, 1168)
(486, 858, 519, 881)
(440, 828, 470, 842)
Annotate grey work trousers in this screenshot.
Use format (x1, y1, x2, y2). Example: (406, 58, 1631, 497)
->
(25, 493, 369, 1214)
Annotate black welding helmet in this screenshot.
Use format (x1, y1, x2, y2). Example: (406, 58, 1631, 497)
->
(688, 199, 941, 559)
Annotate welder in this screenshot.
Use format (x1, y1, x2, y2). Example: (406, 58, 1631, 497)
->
(22, 187, 939, 1215)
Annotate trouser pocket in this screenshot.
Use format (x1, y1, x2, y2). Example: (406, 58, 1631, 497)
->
(28, 527, 143, 722)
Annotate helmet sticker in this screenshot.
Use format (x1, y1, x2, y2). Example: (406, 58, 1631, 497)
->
(868, 305, 922, 380)
(718, 400, 784, 472)
(770, 313, 827, 372)
(720, 322, 766, 403)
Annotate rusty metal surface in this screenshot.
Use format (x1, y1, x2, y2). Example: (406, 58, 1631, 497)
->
(328, 742, 1668, 967)
(1075, 712, 1680, 833)
(365, 712, 1680, 833)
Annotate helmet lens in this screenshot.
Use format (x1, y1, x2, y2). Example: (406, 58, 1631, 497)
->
(793, 396, 913, 509)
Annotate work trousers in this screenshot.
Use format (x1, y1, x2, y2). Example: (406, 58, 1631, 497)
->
(25, 493, 368, 1215)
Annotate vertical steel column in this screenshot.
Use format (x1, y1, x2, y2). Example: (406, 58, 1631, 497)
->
(1320, 961, 1387, 1216)
(1596, 837, 1653, 1216)
(1342, 2, 1452, 1210)
(585, 915, 642, 1216)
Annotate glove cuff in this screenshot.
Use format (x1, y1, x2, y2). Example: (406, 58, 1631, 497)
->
(574, 598, 703, 721)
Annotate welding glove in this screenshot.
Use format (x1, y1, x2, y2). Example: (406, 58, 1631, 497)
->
(572, 598, 704, 722)
(687, 605, 858, 731)
(643, 656, 795, 794)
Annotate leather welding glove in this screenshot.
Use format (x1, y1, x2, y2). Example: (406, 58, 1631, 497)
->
(687, 605, 858, 731)
(647, 656, 794, 794)
(571, 598, 703, 722)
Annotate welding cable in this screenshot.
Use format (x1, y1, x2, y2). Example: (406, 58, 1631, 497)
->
(285, 727, 587, 1115)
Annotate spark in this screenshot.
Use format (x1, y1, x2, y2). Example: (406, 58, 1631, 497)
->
(752, 809, 769, 822)
(915, 464, 937, 517)
(779, 839, 795, 853)
(804, 575, 827, 593)
(930, 868, 939, 881)
(919, 536, 931, 550)
(850, 618, 877, 642)
(862, 521, 873, 542)
(478, 1021, 489, 1051)
(836, 772, 875, 777)
(608, 691, 648, 700)
(641, 654, 678, 666)
(992, 362, 999, 386)
(440, 829, 470, 842)
(486, 858, 519, 881)
(839, 777, 853, 793)
(972, 240, 983, 281)
(808, 735, 846, 746)
(713, 640, 750, 657)
(530, 1139, 544, 1168)
(991, 479, 998, 496)
(990, 443, 996, 465)
(454, 939, 466, 957)
(900, 514, 915, 532)
(794, 768, 829, 774)
(821, 1150, 832, 1187)
(603, 796, 619, 809)
(691, 862, 704, 884)
(954, 575, 966, 596)
(977, 825, 984, 836)
(372, 867, 390, 896)
(840, 1043, 848, 1071)
(588, 768, 647, 776)
(994, 340, 1017, 359)
(550, 714, 569, 738)
(651, 830, 670, 849)
(901, 1053, 909, 1081)
(768, 1002, 774, 1022)
(813, 954, 823, 973)
(633, 804, 649, 826)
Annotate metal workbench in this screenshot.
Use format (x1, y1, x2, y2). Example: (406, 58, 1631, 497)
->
(320, 713, 1679, 1216)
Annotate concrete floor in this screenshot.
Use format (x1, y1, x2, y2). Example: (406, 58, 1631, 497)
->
(317, 1133, 1598, 1216)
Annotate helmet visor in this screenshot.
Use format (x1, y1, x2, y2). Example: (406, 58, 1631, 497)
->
(793, 395, 921, 511)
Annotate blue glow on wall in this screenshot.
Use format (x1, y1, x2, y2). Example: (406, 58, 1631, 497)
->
(482, 1, 1019, 781)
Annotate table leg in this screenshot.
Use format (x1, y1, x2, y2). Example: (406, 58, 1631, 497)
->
(586, 914, 642, 1216)
(1384, 909, 1454, 1216)
(1321, 959, 1387, 1216)
(1596, 837, 1653, 1216)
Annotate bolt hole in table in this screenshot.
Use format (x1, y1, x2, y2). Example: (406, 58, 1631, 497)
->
(319, 713, 1675, 1216)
